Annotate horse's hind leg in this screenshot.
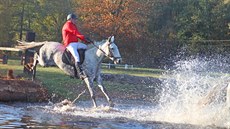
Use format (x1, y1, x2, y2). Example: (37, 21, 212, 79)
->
(227, 83, 230, 109)
(84, 78, 97, 107)
(97, 75, 114, 107)
(31, 52, 38, 68)
(32, 58, 38, 81)
(31, 52, 39, 81)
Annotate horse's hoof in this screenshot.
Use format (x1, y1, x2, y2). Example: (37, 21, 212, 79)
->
(109, 102, 115, 107)
(61, 99, 72, 105)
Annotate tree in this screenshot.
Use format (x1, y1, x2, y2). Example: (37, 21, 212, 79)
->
(0, 0, 76, 46)
(30, 0, 75, 42)
(149, 0, 230, 41)
(176, 0, 230, 40)
(0, 0, 20, 46)
(76, 0, 150, 42)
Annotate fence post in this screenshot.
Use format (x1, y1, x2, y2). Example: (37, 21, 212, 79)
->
(2, 54, 8, 64)
(108, 63, 111, 69)
(131, 65, 133, 69)
(125, 64, 128, 69)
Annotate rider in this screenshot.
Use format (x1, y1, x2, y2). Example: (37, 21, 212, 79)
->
(62, 13, 92, 80)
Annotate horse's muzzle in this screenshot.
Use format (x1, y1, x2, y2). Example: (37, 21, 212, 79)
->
(114, 58, 122, 64)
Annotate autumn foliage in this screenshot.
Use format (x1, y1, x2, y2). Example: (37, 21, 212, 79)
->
(76, 0, 150, 41)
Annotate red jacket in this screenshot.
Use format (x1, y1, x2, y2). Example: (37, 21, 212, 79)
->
(62, 20, 86, 46)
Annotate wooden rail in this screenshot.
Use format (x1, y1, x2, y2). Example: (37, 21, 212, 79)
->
(0, 47, 23, 52)
(0, 41, 46, 73)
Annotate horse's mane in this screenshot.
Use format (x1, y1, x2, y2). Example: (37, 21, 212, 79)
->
(87, 40, 106, 50)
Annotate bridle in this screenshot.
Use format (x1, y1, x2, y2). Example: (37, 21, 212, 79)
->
(91, 41, 121, 61)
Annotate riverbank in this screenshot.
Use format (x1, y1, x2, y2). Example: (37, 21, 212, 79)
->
(0, 60, 163, 103)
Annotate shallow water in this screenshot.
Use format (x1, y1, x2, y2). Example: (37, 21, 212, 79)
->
(0, 99, 226, 129)
(1, 56, 230, 129)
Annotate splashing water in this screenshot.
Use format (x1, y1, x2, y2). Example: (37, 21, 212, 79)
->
(155, 56, 230, 127)
(22, 56, 230, 128)
(1, 56, 230, 128)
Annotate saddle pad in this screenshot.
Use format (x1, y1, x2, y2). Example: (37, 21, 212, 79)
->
(62, 49, 74, 66)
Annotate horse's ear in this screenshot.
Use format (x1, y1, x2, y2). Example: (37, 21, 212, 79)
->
(109, 36, 115, 43)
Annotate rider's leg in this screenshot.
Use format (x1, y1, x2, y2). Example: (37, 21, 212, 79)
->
(66, 42, 87, 80)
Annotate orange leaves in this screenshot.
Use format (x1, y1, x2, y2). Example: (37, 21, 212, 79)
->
(76, 0, 150, 41)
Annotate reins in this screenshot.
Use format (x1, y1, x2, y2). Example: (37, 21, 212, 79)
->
(91, 41, 115, 60)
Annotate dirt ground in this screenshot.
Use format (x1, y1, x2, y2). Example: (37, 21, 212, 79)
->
(63, 74, 163, 103)
(102, 74, 162, 101)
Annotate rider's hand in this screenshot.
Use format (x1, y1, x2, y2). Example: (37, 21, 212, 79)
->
(85, 37, 93, 44)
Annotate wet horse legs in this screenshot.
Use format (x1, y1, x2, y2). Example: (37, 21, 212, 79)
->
(84, 78, 97, 107)
(227, 83, 230, 109)
(97, 76, 114, 107)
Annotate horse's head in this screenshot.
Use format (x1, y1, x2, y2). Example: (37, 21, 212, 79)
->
(103, 36, 122, 64)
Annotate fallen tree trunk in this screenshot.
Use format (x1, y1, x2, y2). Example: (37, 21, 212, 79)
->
(0, 78, 49, 102)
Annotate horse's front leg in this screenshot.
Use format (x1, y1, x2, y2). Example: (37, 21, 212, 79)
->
(227, 83, 230, 109)
(97, 75, 114, 107)
(84, 77, 97, 107)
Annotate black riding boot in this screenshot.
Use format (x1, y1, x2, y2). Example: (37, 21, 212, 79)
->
(75, 62, 87, 80)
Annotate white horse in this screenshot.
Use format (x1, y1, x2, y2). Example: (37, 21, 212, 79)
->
(31, 36, 122, 107)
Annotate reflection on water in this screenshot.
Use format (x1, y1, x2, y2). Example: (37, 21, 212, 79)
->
(0, 99, 226, 129)
(0, 101, 155, 129)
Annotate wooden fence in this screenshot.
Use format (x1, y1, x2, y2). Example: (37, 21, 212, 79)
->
(102, 63, 133, 69)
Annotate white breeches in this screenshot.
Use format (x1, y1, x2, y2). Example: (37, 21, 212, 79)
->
(66, 42, 87, 63)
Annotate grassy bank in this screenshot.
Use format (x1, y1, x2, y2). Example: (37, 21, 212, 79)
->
(0, 59, 164, 101)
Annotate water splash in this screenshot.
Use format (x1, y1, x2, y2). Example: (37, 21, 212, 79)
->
(156, 56, 230, 127)
(1, 55, 230, 128)
(24, 56, 230, 128)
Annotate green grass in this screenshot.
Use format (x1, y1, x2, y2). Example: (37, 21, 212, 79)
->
(0, 59, 164, 100)
(35, 67, 84, 99)
(102, 67, 164, 78)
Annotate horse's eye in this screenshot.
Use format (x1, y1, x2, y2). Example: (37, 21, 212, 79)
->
(109, 45, 114, 50)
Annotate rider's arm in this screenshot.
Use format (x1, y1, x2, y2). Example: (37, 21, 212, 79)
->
(66, 22, 86, 41)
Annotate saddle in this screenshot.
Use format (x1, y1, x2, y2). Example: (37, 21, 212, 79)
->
(62, 49, 86, 66)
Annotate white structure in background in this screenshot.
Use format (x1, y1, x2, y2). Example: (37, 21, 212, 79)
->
(102, 63, 133, 69)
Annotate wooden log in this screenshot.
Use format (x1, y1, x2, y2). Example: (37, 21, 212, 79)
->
(0, 78, 49, 102)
